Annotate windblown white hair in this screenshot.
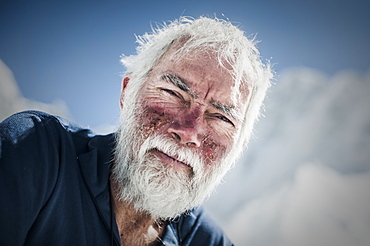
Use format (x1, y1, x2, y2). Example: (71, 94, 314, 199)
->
(121, 16, 273, 159)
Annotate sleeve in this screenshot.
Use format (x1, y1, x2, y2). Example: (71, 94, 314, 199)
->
(0, 111, 60, 245)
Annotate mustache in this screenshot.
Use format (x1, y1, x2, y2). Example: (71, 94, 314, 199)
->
(138, 135, 205, 174)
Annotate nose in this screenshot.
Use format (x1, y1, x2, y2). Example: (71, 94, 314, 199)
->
(167, 117, 202, 147)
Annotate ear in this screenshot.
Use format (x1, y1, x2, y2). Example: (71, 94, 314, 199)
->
(120, 76, 130, 109)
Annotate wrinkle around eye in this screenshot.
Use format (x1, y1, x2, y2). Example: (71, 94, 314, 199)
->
(159, 87, 189, 107)
(160, 88, 181, 98)
(205, 121, 236, 141)
(204, 117, 237, 141)
(207, 113, 235, 128)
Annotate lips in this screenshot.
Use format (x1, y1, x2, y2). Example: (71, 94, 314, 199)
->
(152, 148, 192, 171)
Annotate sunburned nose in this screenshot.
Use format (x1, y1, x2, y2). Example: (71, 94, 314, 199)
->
(167, 117, 202, 147)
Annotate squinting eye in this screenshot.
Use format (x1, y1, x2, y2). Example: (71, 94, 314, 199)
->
(161, 88, 178, 97)
(216, 115, 235, 127)
(160, 88, 185, 102)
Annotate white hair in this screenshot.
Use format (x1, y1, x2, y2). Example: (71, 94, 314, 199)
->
(120, 16, 273, 155)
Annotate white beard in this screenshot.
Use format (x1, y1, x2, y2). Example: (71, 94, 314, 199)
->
(113, 105, 235, 219)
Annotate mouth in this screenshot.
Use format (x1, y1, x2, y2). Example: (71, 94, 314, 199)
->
(151, 148, 192, 172)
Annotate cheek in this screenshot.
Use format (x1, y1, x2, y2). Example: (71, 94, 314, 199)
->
(136, 106, 173, 138)
(200, 134, 230, 166)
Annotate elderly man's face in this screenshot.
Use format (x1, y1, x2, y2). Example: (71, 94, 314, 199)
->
(135, 49, 243, 174)
(116, 47, 247, 218)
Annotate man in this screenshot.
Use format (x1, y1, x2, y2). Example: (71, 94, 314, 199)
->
(0, 17, 272, 245)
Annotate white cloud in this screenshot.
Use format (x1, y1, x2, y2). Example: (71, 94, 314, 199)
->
(279, 164, 370, 246)
(0, 59, 70, 122)
(226, 164, 370, 246)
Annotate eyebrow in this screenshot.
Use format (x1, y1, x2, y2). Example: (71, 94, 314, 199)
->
(161, 74, 198, 98)
(210, 100, 241, 121)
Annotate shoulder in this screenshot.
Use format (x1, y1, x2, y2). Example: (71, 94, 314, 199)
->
(0, 111, 75, 172)
(0, 110, 78, 144)
(1, 110, 59, 137)
(1, 110, 94, 143)
(164, 207, 234, 246)
(0, 111, 97, 244)
(0, 110, 94, 170)
(1, 111, 62, 159)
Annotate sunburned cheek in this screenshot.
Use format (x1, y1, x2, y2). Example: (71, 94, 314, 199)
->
(201, 136, 228, 165)
(137, 106, 173, 138)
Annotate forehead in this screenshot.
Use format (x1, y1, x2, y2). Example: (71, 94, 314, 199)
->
(150, 45, 249, 105)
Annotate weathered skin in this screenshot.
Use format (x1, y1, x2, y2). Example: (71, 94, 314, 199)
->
(131, 46, 248, 173)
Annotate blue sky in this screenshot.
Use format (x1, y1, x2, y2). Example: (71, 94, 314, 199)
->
(0, 0, 369, 128)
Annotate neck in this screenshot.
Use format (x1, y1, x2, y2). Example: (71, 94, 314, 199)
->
(110, 179, 165, 246)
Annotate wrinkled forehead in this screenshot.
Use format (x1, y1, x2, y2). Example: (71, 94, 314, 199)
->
(159, 40, 251, 104)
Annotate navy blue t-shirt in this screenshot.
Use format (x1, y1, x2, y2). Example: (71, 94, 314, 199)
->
(0, 111, 233, 245)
